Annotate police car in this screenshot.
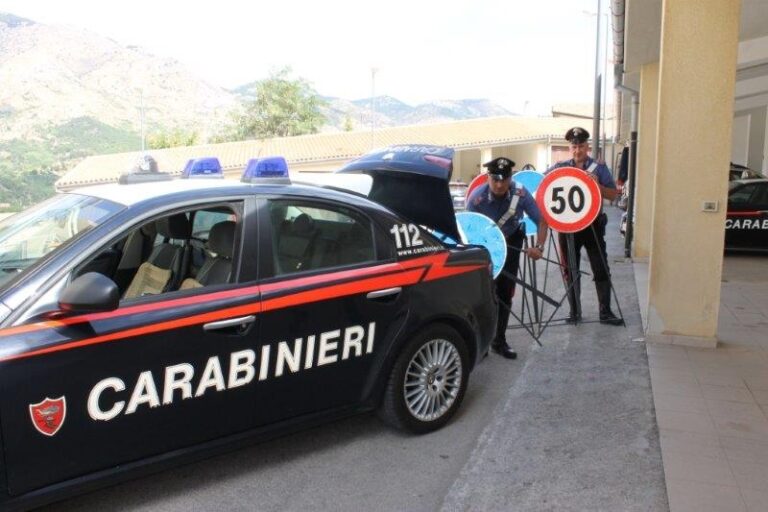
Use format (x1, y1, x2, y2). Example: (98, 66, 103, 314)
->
(449, 181, 468, 210)
(726, 178, 768, 251)
(0, 146, 496, 509)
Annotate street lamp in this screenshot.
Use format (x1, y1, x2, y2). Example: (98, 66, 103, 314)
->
(584, 2, 610, 161)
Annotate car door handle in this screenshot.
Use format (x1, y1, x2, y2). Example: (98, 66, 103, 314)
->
(203, 315, 256, 332)
(366, 287, 402, 300)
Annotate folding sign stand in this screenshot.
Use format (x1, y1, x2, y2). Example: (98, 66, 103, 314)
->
(504, 228, 590, 345)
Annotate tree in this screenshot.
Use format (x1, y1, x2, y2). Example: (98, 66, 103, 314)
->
(235, 67, 325, 139)
(343, 114, 355, 132)
(148, 129, 199, 149)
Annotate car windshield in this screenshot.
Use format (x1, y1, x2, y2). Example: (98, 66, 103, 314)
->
(449, 183, 467, 195)
(0, 193, 123, 291)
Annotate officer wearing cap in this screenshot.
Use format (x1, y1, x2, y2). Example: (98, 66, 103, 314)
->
(468, 157, 548, 359)
(547, 127, 622, 326)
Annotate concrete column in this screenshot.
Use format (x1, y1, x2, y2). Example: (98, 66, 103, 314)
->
(646, 0, 741, 347)
(454, 149, 482, 182)
(633, 62, 660, 261)
(480, 148, 493, 167)
(536, 143, 549, 172)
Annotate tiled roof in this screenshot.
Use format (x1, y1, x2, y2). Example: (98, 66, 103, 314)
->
(57, 116, 597, 189)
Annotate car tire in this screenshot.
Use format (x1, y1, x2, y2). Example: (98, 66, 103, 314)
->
(378, 324, 469, 434)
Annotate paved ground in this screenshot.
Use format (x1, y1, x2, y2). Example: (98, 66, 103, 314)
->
(442, 207, 667, 511)
(643, 253, 768, 512)
(44, 206, 667, 512)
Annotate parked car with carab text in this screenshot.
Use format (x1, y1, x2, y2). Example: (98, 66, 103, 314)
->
(0, 146, 496, 510)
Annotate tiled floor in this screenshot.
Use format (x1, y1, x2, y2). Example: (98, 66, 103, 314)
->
(637, 256, 768, 512)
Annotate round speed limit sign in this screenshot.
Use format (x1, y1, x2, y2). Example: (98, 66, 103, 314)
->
(536, 167, 602, 233)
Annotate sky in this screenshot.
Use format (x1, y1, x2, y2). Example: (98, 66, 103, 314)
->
(0, 0, 614, 114)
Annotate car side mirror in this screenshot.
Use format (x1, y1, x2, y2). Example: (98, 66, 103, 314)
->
(59, 272, 120, 314)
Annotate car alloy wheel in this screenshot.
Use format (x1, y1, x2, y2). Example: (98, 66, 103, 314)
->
(403, 338, 462, 422)
(378, 324, 469, 433)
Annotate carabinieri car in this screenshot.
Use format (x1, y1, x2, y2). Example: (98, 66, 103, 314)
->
(726, 178, 768, 251)
(0, 145, 495, 510)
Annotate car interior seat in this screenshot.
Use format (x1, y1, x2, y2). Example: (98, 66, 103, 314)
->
(180, 221, 236, 290)
(276, 213, 317, 273)
(123, 213, 191, 299)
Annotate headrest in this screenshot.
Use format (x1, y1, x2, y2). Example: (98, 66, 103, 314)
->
(156, 213, 191, 240)
(208, 221, 236, 259)
(291, 213, 315, 235)
(140, 222, 157, 239)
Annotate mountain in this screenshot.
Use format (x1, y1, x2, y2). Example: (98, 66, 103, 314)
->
(0, 12, 514, 208)
(0, 13, 236, 143)
(0, 12, 240, 208)
(319, 95, 514, 131)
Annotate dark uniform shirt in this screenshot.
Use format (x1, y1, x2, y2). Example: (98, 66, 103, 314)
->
(547, 157, 616, 189)
(467, 182, 542, 237)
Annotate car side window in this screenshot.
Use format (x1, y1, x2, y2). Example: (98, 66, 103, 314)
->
(751, 183, 768, 206)
(729, 184, 758, 206)
(269, 200, 374, 275)
(75, 204, 240, 300)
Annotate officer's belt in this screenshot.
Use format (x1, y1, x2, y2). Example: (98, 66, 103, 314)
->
(496, 182, 523, 229)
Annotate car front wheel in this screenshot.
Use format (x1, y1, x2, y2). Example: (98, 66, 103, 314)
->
(378, 324, 469, 434)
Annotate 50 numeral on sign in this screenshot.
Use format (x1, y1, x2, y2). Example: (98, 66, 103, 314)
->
(550, 186, 585, 214)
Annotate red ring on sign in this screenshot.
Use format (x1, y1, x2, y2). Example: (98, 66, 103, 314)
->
(536, 167, 602, 233)
(466, 173, 487, 202)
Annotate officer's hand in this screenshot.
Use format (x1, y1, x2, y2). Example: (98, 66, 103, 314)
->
(525, 247, 543, 260)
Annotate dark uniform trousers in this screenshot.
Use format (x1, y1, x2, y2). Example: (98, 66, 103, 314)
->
(558, 212, 612, 317)
(495, 228, 525, 341)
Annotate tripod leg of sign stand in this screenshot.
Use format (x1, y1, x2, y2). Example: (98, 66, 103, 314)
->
(565, 233, 582, 324)
(498, 281, 537, 343)
(540, 229, 555, 332)
(525, 235, 543, 338)
(544, 234, 579, 329)
(589, 223, 626, 326)
(503, 242, 542, 347)
(519, 242, 529, 334)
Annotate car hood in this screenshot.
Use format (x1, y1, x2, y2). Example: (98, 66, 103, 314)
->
(336, 145, 460, 241)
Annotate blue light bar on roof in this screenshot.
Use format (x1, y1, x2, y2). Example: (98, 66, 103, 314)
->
(181, 157, 224, 179)
(241, 156, 290, 184)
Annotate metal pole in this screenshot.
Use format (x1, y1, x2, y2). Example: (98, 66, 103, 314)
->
(624, 93, 639, 257)
(591, 0, 602, 160)
(602, 12, 609, 163)
(566, 233, 581, 322)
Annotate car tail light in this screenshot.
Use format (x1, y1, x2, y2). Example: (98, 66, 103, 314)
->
(423, 155, 452, 169)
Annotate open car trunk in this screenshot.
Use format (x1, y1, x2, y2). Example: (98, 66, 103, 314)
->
(336, 145, 460, 241)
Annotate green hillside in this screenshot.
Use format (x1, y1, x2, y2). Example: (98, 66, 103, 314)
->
(0, 117, 140, 210)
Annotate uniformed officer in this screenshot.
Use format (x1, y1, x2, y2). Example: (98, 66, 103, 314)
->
(468, 157, 548, 359)
(547, 127, 622, 326)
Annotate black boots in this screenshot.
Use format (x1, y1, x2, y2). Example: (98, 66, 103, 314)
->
(494, 305, 518, 359)
(491, 338, 518, 359)
(565, 312, 582, 324)
(596, 281, 623, 326)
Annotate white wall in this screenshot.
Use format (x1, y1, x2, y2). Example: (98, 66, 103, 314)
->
(732, 106, 768, 172)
